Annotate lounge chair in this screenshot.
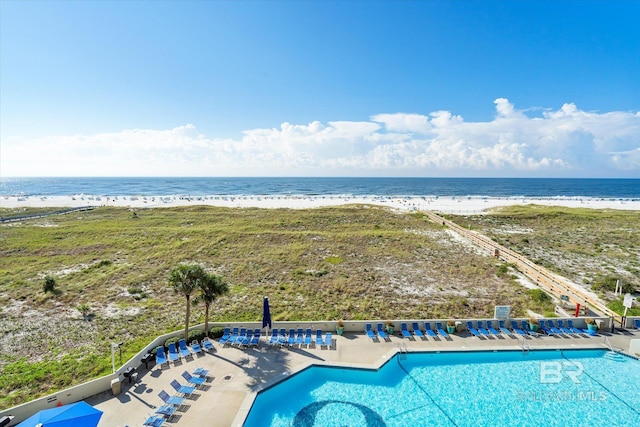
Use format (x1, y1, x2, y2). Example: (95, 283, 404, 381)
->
(475, 321, 491, 337)
(315, 329, 325, 347)
(565, 320, 583, 334)
(201, 337, 214, 352)
(250, 330, 261, 346)
(178, 339, 192, 358)
(498, 320, 513, 336)
(435, 322, 449, 338)
(325, 332, 334, 348)
(182, 371, 206, 386)
(278, 328, 287, 345)
(155, 404, 176, 418)
(555, 320, 576, 335)
(167, 343, 180, 364)
(411, 322, 425, 339)
(218, 327, 231, 343)
(304, 329, 313, 346)
(295, 328, 305, 346)
(376, 323, 388, 340)
(193, 367, 209, 377)
(365, 324, 376, 340)
(158, 390, 184, 406)
(269, 329, 280, 345)
(423, 323, 437, 338)
(466, 321, 481, 337)
(233, 328, 247, 346)
(635, 319, 640, 329)
(400, 323, 412, 339)
(239, 329, 253, 346)
(170, 379, 195, 396)
(485, 321, 500, 336)
(190, 340, 203, 354)
(537, 320, 555, 336)
(510, 321, 527, 336)
(156, 347, 168, 368)
(543, 320, 562, 335)
(143, 415, 165, 427)
(521, 320, 538, 336)
(287, 329, 297, 346)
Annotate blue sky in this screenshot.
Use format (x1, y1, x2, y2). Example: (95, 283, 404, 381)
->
(1, 0, 639, 177)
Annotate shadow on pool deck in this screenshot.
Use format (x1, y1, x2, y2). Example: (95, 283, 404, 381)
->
(87, 329, 639, 427)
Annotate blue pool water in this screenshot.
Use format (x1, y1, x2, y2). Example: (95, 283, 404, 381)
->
(243, 350, 640, 427)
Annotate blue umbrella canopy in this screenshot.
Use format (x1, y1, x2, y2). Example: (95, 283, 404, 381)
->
(17, 401, 102, 427)
(262, 296, 272, 330)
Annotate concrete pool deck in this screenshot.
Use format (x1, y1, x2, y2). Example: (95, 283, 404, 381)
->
(86, 328, 640, 427)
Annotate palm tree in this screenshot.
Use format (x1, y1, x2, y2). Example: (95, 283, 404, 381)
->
(194, 272, 229, 337)
(169, 264, 207, 340)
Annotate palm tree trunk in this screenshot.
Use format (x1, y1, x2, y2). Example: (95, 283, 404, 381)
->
(185, 295, 191, 340)
(204, 302, 210, 338)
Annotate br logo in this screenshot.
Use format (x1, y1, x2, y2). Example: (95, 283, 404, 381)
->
(539, 361, 584, 384)
(293, 400, 387, 426)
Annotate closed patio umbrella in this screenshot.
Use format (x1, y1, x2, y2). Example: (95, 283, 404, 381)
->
(262, 296, 272, 333)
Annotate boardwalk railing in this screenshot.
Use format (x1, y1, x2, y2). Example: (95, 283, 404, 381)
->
(423, 211, 622, 324)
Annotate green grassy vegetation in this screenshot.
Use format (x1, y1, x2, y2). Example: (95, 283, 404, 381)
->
(0, 204, 602, 408)
(450, 205, 640, 307)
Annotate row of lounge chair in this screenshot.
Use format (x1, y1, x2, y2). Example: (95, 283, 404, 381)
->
(144, 368, 210, 426)
(267, 328, 334, 348)
(219, 328, 262, 347)
(370, 322, 452, 341)
(155, 338, 215, 369)
(465, 319, 597, 338)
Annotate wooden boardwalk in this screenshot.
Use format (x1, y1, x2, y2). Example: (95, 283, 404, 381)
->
(423, 211, 622, 324)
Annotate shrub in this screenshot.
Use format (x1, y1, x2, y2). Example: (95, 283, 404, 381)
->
(526, 289, 551, 303)
(43, 275, 57, 294)
(164, 337, 179, 347)
(187, 329, 205, 343)
(209, 327, 225, 339)
(592, 275, 635, 293)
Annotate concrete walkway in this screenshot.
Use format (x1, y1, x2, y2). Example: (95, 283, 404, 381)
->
(87, 328, 639, 427)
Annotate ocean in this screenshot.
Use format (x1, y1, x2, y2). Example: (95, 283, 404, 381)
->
(1, 177, 639, 199)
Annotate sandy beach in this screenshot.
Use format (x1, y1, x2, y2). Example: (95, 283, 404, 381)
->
(2, 194, 639, 214)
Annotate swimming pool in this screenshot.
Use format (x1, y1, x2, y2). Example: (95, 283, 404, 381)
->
(243, 350, 640, 427)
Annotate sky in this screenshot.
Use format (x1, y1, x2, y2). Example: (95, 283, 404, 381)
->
(1, 0, 639, 178)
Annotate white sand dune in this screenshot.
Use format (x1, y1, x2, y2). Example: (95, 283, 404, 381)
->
(2, 194, 639, 214)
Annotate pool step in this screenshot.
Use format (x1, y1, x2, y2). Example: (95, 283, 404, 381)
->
(603, 351, 626, 362)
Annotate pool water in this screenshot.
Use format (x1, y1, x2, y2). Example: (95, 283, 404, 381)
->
(243, 350, 640, 427)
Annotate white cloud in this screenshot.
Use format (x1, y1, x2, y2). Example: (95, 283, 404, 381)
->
(2, 99, 639, 177)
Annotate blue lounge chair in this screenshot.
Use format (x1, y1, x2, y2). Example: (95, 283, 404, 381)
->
(376, 323, 388, 340)
(411, 322, 425, 339)
(325, 332, 334, 348)
(304, 329, 313, 346)
(143, 416, 165, 427)
(233, 328, 247, 346)
(295, 328, 305, 346)
(635, 319, 640, 329)
(190, 340, 203, 354)
(182, 371, 206, 386)
(193, 367, 209, 377)
(170, 379, 195, 396)
(287, 329, 297, 346)
(365, 324, 376, 340)
(565, 320, 583, 334)
(555, 320, 575, 335)
(475, 321, 491, 337)
(156, 347, 168, 368)
(498, 320, 513, 336)
(315, 329, 325, 347)
(400, 323, 412, 339)
(218, 327, 231, 343)
(543, 320, 562, 335)
(167, 343, 180, 364)
(521, 320, 538, 336)
(155, 404, 176, 418)
(221, 327, 237, 345)
(158, 390, 184, 406)
(239, 329, 253, 346)
(510, 321, 527, 336)
(435, 322, 449, 338)
(269, 329, 280, 345)
(424, 323, 437, 338)
(485, 321, 500, 336)
(537, 320, 555, 336)
(250, 330, 261, 346)
(201, 337, 214, 352)
(466, 321, 481, 337)
(178, 339, 192, 358)
(278, 328, 287, 345)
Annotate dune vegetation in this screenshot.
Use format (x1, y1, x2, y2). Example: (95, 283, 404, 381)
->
(0, 204, 637, 408)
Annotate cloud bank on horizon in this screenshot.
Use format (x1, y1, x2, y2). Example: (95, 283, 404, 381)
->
(3, 99, 639, 178)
